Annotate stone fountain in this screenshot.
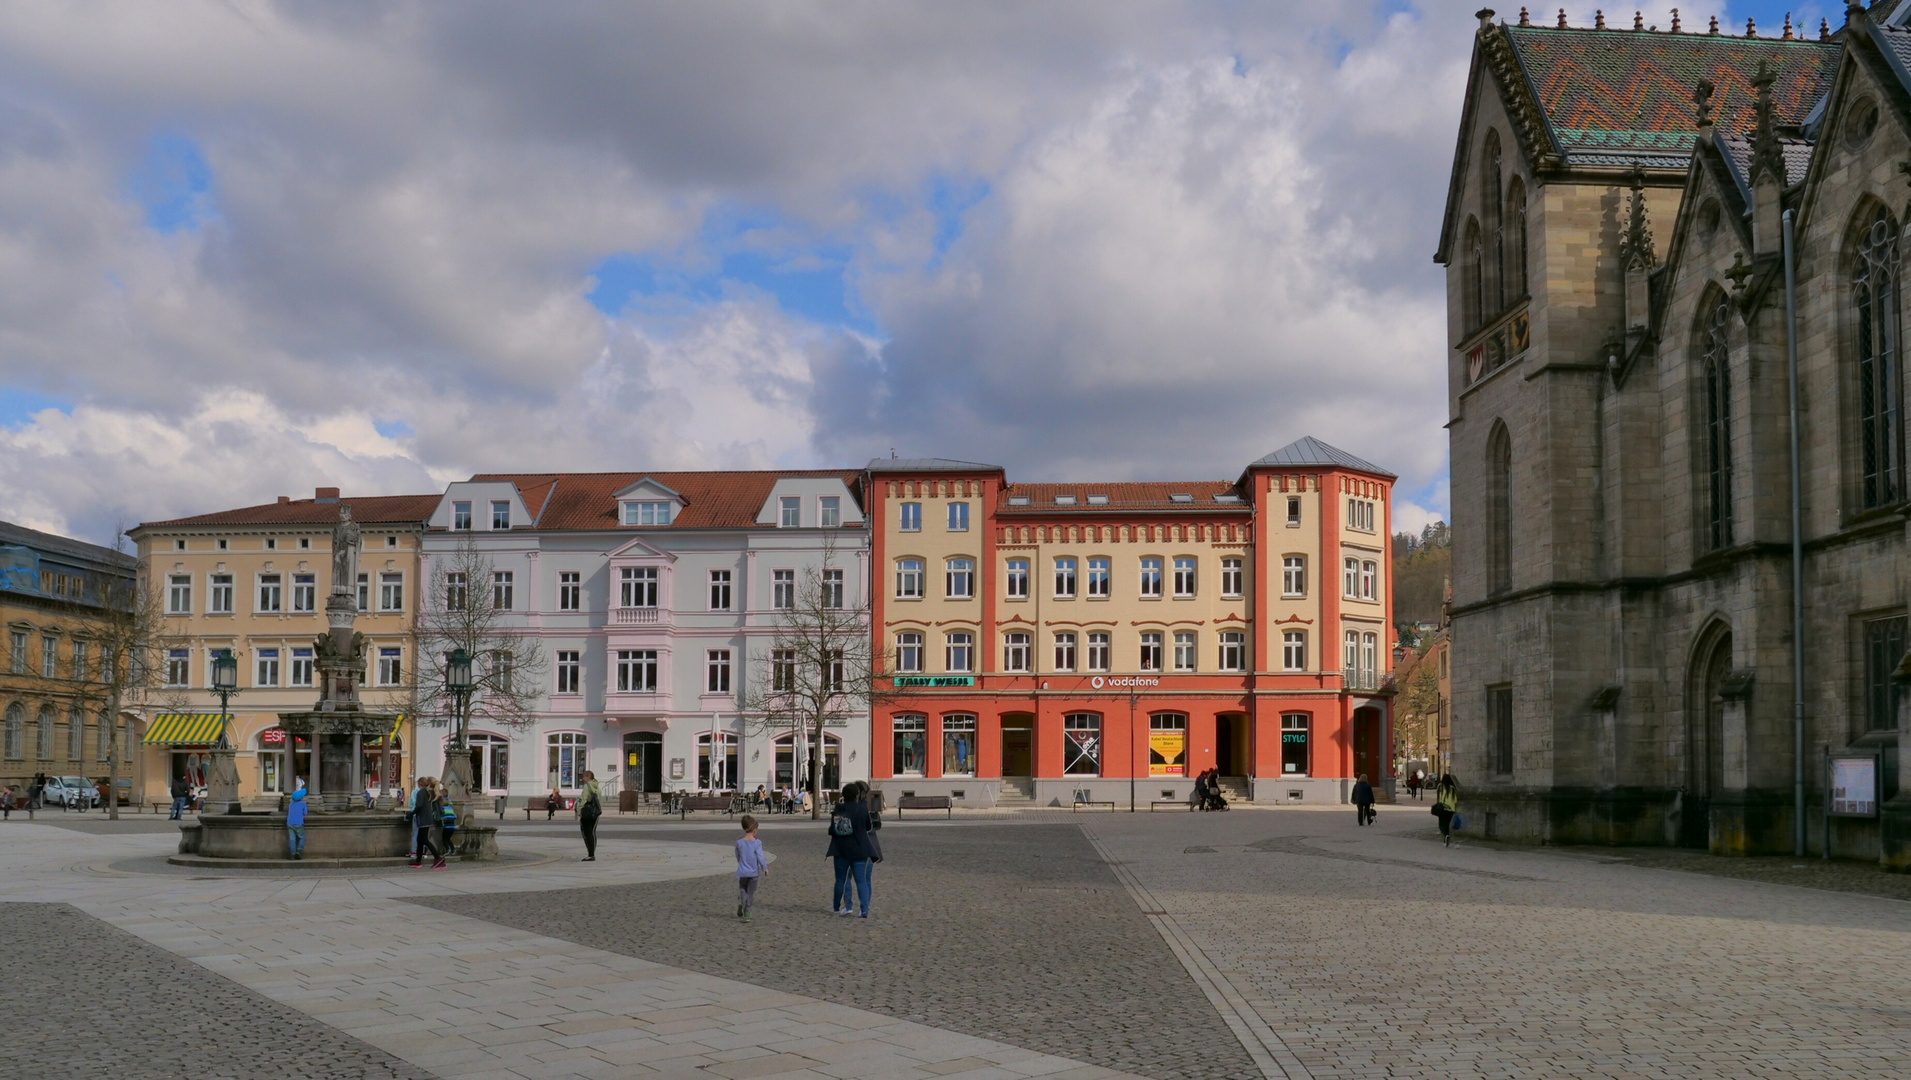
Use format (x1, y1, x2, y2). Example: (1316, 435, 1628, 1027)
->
(175, 505, 496, 865)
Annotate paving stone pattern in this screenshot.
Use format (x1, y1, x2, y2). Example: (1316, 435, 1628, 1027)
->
(0, 903, 437, 1080)
(423, 823, 1256, 1080)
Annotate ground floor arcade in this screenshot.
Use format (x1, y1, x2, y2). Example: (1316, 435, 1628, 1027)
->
(872, 693, 1391, 807)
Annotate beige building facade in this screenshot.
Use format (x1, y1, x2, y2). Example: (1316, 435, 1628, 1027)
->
(128, 488, 436, 803)
(1441, 8, 1911, 865)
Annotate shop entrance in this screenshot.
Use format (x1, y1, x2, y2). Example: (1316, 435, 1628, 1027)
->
(1216, 713, 1250, 776)
(1001, 714, 1034, 777)
(623, 732, 662, 794)
(1352, 707, 1384, 783)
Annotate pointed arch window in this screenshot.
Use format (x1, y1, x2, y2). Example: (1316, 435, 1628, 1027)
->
(1463, 217, 1484, 332)
(1484, 131, 1504, 312)
(1702, 296, 1734, 549)
(1486, 422, 1513, 595)
(1855, 207, 1904, 508)
(1507, 177, 1527, 299)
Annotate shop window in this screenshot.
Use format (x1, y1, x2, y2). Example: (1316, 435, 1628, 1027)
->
(547, 731, 587, 790)
(1149, 712, 1187, 776)
(942, 714, 977, 777)
(893, 714, 927, 776)
(1063, 712, 1102, 775)
(1281, 713, 1310, 775)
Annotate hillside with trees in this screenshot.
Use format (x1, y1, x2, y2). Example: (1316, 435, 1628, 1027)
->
(1392, 521, 1450, 632)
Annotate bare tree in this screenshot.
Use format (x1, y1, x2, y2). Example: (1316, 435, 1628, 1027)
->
(57, 527, 174, 820)
(396, 538, 547, 815)
(744, 544, 890, 819)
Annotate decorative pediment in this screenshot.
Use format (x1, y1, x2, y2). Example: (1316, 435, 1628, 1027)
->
(605, 536, 674, 562)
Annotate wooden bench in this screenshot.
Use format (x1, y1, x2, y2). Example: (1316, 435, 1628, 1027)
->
(522, 796, 571, 820)
(1149, 800, 1195, 812)
(895, 795, 952, 819)
(677, 795, 734, 819)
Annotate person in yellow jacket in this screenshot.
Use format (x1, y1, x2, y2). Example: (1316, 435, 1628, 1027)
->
(1432, 774, 1460, 847)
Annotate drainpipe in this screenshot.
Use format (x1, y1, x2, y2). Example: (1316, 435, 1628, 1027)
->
(1782, 209, 1806, 858)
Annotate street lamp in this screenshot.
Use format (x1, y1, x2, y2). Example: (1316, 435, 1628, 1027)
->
(211, 650, 239, 748)
(1129, 687, 1139, 813)
(204, 649, 242, 814)
(444, 647, 473, 751)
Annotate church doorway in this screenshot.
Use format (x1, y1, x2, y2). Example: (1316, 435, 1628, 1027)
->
(1684, 627, 1732, 847)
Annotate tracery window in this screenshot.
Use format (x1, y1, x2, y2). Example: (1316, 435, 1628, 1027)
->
(1487, 422, 1512, 595)
(1855, 207, 1904, 509)
(1485, 130, 1504, 312)
(1507, 177, 1527, 299)
(1463, 218, 1484, 332)
(1701, 295, 1734, 550)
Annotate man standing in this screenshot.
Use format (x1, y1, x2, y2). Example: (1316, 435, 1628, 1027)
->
(286, 780, 309, 860)
(1351, 774, 1376, 826)
(169, 774, 191, 820)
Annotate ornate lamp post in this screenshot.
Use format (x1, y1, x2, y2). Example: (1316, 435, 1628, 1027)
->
(441, 647, 475, 836)
(202, 649, 243, 815)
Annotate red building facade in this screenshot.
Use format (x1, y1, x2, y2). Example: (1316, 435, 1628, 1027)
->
(865, 438, 1395, 807)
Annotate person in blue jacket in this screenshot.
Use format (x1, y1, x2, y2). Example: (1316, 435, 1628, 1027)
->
(286, 780, 308, 860)
(824, 781, 880, 917)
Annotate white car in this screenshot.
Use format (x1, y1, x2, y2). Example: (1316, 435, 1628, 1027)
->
(43, 776, 99, 808)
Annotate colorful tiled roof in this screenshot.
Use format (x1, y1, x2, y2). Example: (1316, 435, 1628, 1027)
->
(998, 481, 1247, 513)
(468, 471, 864, 530)
(1504, 26, 1838, 166)
(137, 493, 441, 530)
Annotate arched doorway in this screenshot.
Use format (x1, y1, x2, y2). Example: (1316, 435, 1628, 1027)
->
(774, 732, 840, 792)
(1683, 626, 1732, 847)
(465, 733, 506, 795)
(1352, 706, 1385, 785)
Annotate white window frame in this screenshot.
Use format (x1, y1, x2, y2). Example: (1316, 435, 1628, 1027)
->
(1343, 557, 1360, 599)
(1283, 556, 1307, 598)
(1139, 557, 1162, 597)
(821, 568, 844, 609)
(491, 500, 511, 529)
(945, 558, 974, 599)
(492, 570, 514, 611)
(167, 574, 192, 614)
(1005, 558, 1029, 599)
(945, 631, 974, 673)
(947, 502, 970, 531)
(1282, 630, 1307, 672)
(772, 569, 795, 610)
(820, 496, 841, 528)
(290, 648, 314, 687)
(1086, 632, 1110, 672)
(620, 566, 658, 608)
(1287, 496, 1302, 526)
(896, 559, 925, 599)
(257, 573, 282, 613)
(895, 632, 924, 673)
(1172, 631, 1197, 672)
(1173, 557, 1197, 598)
(555, 650, 581, 694)
(623, 500, 672, 526)
(558, 570, 581, 611)
(1053, 631, 1077, 672)
(706, 649, 732, 694)
(1220, 557, 1243, 598)
(256, 648, 281, 687)
(1140, 631, 1163, 672)
(380, 572, 404, 612)
(165, 648, 190, 687)
(1218, 631, 1245, 672)
(780, 496, 801, 528)
(1360, 560, 1378, 601)
(376, 647, 402, 686)
(899, 502, 922, 532)
(709, 569, 732, 611)
(1054, 557, 1077, 598)
(616, 650, 658, 693)
(1004, 631, 1031, 672)
(1086, 557, 1110, 597)
(452, 500, 472, 530)
(292, 573, 316, 613)
(209, 573, 234, 614)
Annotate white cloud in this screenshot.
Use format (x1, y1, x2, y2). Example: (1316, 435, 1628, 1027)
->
(0, 0, 1475, 541)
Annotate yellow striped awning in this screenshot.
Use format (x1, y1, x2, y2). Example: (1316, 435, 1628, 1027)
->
(144, 713, 230, 746)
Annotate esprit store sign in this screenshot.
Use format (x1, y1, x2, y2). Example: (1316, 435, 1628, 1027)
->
(1090, 676, 1160, 689)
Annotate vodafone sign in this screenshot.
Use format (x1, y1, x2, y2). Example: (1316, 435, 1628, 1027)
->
(1090, 676, 1160, 689)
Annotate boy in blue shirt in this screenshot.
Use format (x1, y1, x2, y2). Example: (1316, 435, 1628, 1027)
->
(735, 814, 766, 918)
(286, 780, 308, 860)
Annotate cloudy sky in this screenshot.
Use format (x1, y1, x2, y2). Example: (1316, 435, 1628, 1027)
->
(0, 0, 1820, 543)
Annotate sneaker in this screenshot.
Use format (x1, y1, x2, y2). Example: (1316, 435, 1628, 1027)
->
(407, 860, 422, 868)
(836, 907, 856, 916)
(582, 856, 596, 862)
(431, 858, 448, 869)
(737, 903, 745, 918)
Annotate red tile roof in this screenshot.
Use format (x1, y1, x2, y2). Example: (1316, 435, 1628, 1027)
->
(136, 493, 442, 530)
(998, 481, 1248, 513)
(468, 470, 865, 530)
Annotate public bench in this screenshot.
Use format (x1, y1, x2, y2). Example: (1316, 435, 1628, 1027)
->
(1071, 789, 1116, 811)
(677, 795, 734, 819)
(895, 795, 952, 819)
(522, 795, 570, 820)
(1149, 800, 1195, 812)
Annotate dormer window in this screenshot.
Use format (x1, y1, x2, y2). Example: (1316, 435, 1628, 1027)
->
(780, 496, 801, 528)
(1086, 494, 1108, 505)
(1006, 495, 1030, 507)
(1213, 493, 1242, 504)
(1169, 493, 1193, 503)
(1054, 495, 1077, 506)
(623, 500, 673, 526)
(490, 501, 511, 529)
(452, 501, 472, 530)
(820, 496, 841, 528)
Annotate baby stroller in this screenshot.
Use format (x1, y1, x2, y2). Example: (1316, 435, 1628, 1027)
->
(1198, 770, 1229, 811)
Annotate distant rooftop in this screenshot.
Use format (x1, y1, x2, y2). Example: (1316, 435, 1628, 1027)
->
(866, 457, 1003, 474)
(0, 520, 136, 570)
(1250, 436, 1395, 478)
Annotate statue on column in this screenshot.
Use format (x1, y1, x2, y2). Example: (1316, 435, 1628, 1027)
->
(332, 504, 361, 596)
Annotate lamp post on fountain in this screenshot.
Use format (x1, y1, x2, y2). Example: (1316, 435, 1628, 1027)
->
(441, 646, 475, 840)
(201, 649, 244, 815)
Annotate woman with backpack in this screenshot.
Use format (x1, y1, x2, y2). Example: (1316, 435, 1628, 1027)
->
(577, 770, 603, 862)
(1432, 773, 1460, 847)
(410, 779, 441, 868)
(824, 781, 878, 917)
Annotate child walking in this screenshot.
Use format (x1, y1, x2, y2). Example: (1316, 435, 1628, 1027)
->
(735, 814, 766, 918)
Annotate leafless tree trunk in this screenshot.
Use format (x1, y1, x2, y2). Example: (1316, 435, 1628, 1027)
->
(744, 543, 889, 819)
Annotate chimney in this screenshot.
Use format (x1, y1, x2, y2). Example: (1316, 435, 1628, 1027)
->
(315, 487, 341, 504)
(277, 496, 291, 505)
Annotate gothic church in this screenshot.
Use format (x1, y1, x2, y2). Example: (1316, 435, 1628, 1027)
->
(1439, 3, 1908, 865)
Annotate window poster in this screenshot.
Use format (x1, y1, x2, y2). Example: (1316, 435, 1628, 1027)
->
(1830, 756, 1878, 817)
(1149, 728, 1186, 776)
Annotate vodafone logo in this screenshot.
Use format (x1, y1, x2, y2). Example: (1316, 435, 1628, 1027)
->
(1090, 676, 1159, 689)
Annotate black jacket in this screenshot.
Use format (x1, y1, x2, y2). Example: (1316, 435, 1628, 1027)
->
(824, 800, 877, 861)
(1351, 781, 1375, 806)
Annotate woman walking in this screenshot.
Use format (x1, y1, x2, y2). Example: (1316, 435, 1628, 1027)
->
(1432, 773, 1460, 847)
(410, 779, 442, 868)
(578, 770, 603, 862)
(824, 781, 877, 917)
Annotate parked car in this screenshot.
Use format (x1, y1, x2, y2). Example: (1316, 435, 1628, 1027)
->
(43, 776, 99, 808)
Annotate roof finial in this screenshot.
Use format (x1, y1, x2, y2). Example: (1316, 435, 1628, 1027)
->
(1671, 7, 1682, 32)
(1557, 7, 1568, 27)
(1622, 167, 1655, 272)
(1595, 9, 1607, 29)
(1821, 17, 1832, 39)
(1634, 10, 1645, 30)
(1782, 12, 1794, 38)
(1750, 59, 1786, 184)
(1693, 77, 1715, 130)
(1847, 3, 1868, 31)
(1476, 7, 1495, 30)
(1518, 6, 1531, 26)
(1709, 14, 1719, 34)
(1746, 16, 1757, 36)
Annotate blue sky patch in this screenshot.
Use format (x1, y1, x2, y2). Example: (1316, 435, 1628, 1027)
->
(0, 387, 72, 428)
(128, 133, 216, 233)
(373, 419, 413, 441)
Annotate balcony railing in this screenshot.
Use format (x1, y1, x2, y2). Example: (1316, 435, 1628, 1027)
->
(614, 607, 662, 624)
(1343, 667, 1392, 692)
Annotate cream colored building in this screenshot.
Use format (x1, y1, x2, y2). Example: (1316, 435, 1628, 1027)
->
(128, 488, 437, 802)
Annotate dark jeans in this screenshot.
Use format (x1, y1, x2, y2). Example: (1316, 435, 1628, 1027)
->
(169, 796, 188, 820)
(581, 815, 598, 857)
(416, 828, 441, 862)
(832, 857, 873, 915)
(1433, 807, 1454, 837)
(1355, 803, 1375, 825)
(738, 875, 759, 913)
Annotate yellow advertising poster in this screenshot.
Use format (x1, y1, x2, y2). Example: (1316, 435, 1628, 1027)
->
(1149, 728, 1186, 776)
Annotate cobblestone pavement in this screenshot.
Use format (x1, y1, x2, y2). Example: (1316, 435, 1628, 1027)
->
(0, 902, 433, 1080)
(426, 823, 1254, 1080)
(1085, 805, 1911, 1080)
